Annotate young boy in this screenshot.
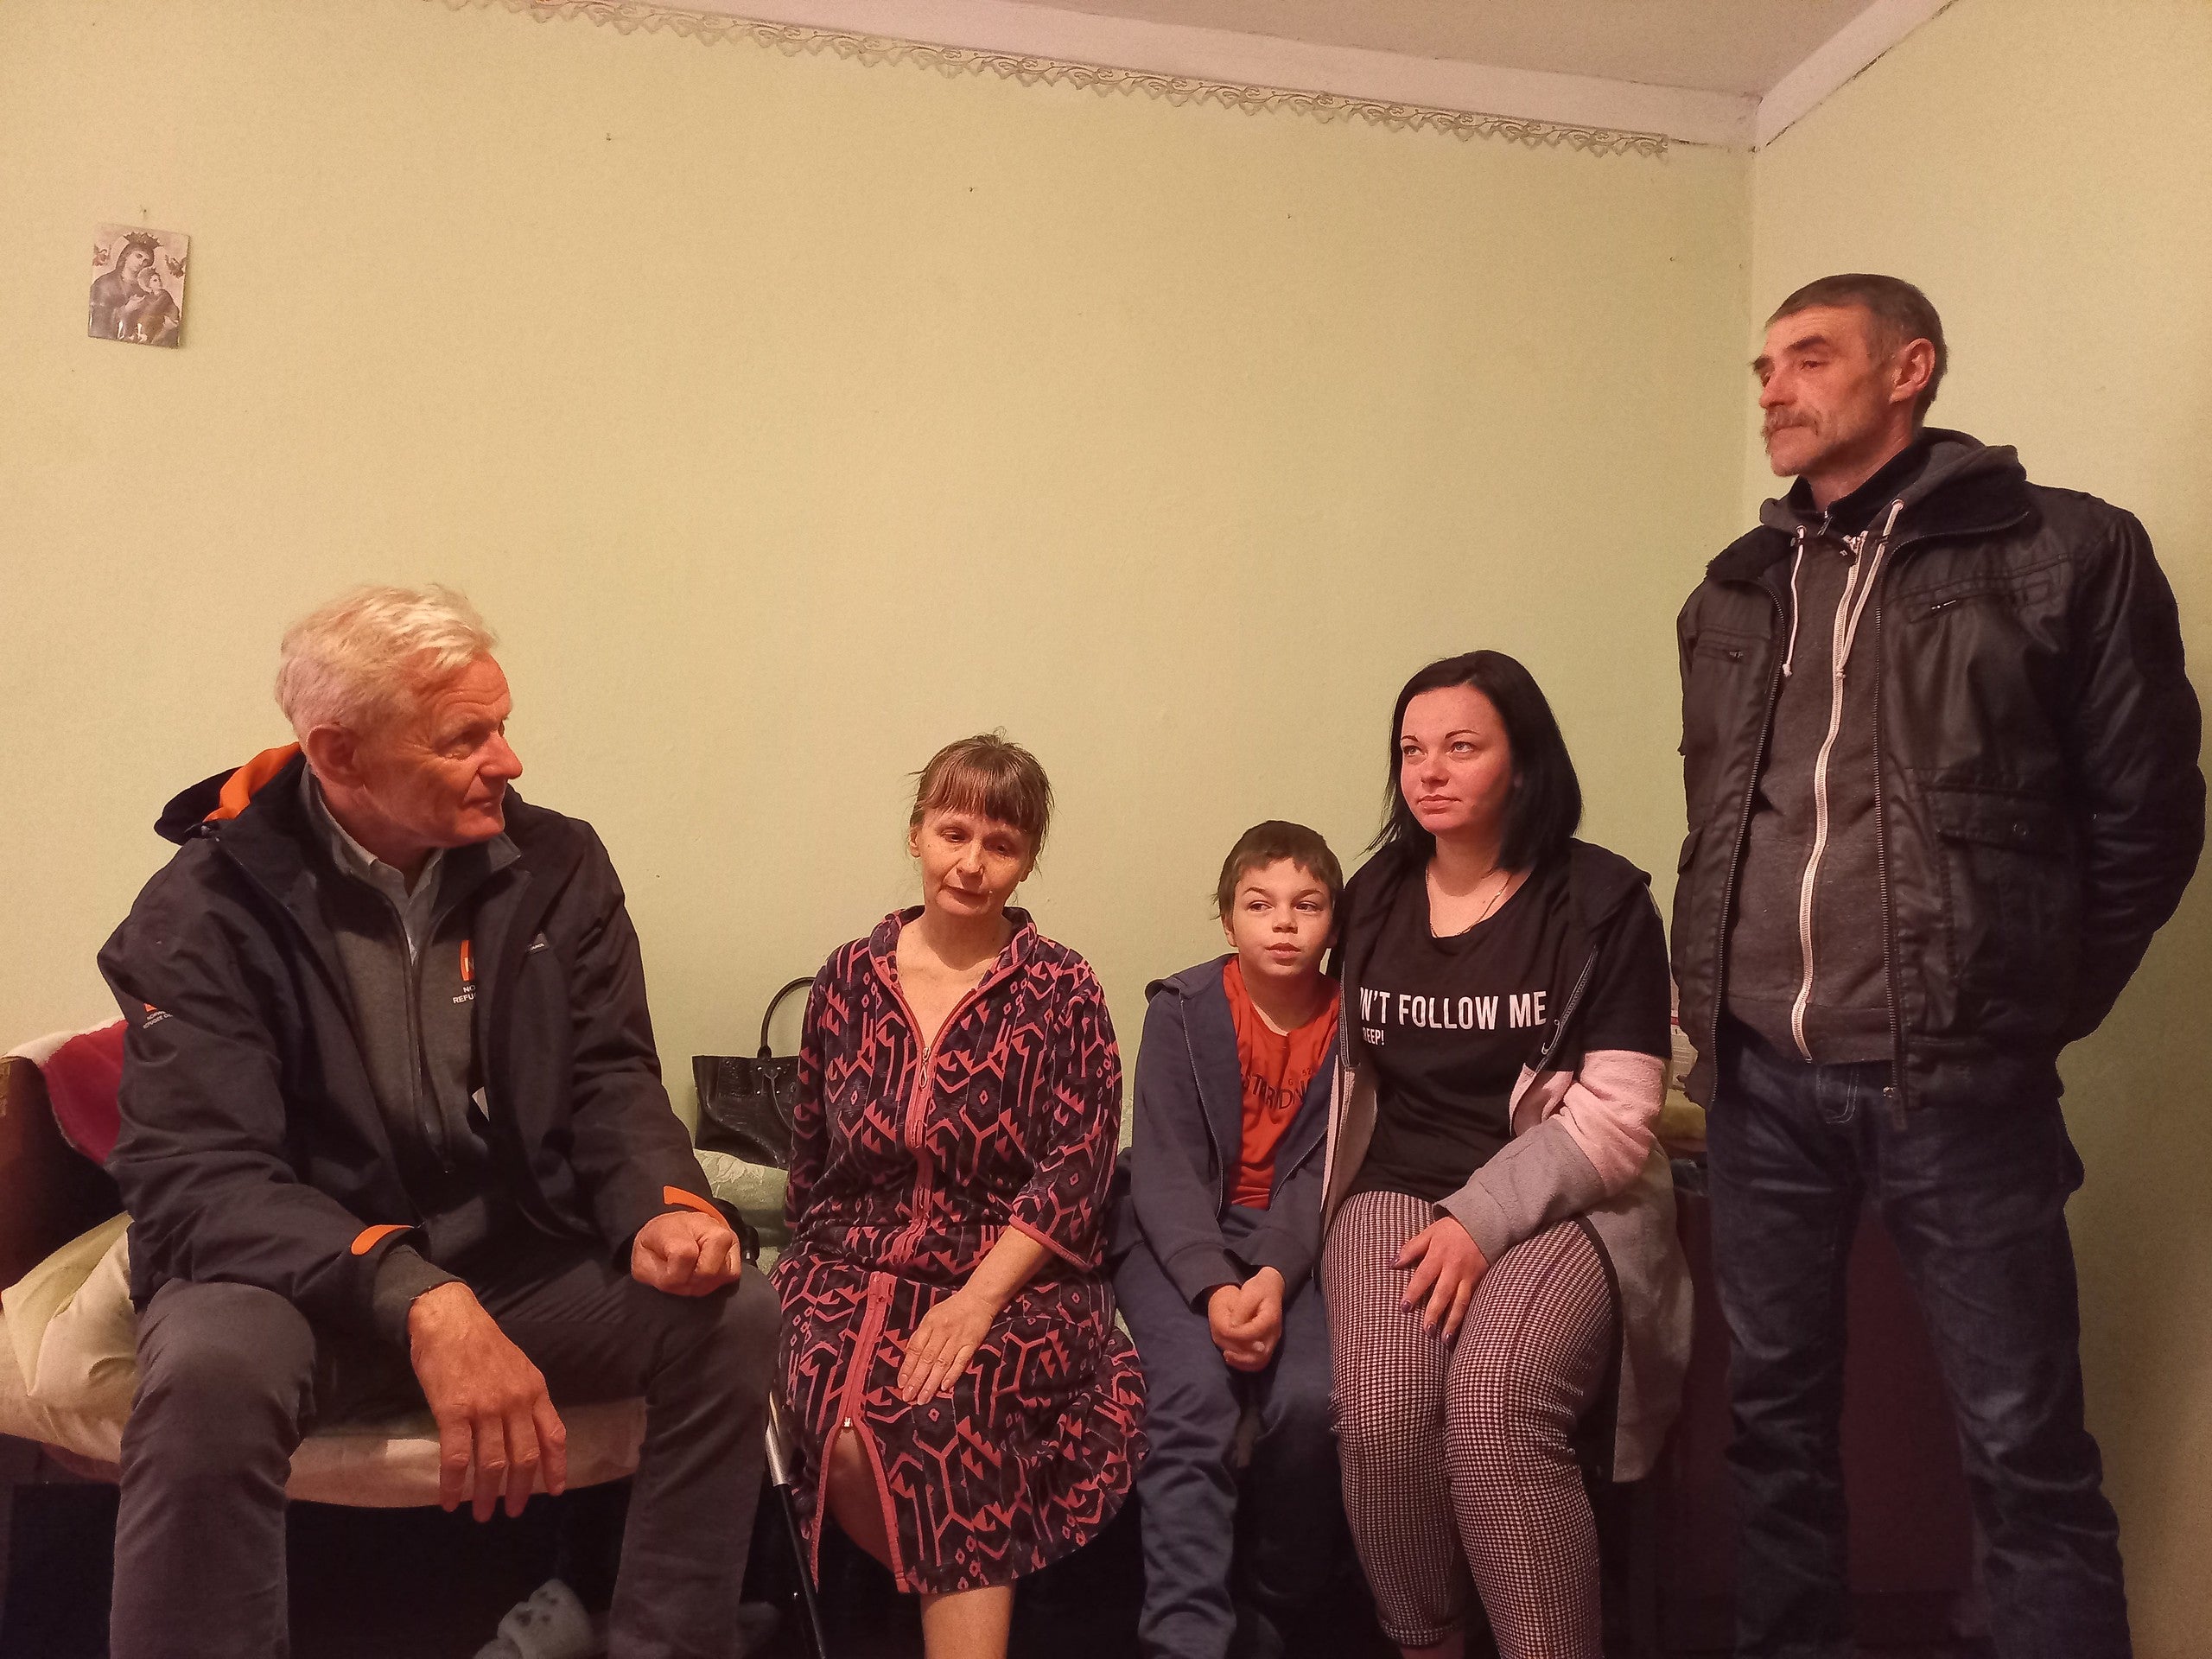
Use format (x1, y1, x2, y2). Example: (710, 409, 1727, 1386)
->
(1113, 821, 1348, 1659)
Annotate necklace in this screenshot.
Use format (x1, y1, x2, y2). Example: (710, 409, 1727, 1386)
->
(1472, 871, 1511, 925)
(1429, 860, 1513, 931)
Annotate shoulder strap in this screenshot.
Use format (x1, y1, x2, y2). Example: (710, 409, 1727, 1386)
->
(759, 976, 815, 1057)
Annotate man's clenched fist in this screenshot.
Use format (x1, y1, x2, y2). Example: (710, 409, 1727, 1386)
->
(631, 1209, 744, 1295)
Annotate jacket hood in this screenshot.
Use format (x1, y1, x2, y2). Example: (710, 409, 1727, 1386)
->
(1147, 955, 1232, 1004)
(152, 745, 553, 873)
(156, 744, 304, 843)
(1708, 429, 2033, 584)
(1558, 840, 1658, 938)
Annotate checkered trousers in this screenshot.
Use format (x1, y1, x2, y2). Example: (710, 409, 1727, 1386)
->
(1320, 1190, 1614, 1657)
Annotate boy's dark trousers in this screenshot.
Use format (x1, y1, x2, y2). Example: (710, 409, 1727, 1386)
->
(1707, 1017, 2130, 1659)
(109, 1236, 779, 1659)
(1115, 1205, 1344, 1659)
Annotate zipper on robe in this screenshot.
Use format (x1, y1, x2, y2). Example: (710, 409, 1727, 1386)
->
(810, 1273, 908, 1587)
(814, 938, 1010, 1589)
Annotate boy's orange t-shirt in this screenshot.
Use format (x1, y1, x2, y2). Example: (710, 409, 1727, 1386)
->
(1223, 956, 1340, 1211)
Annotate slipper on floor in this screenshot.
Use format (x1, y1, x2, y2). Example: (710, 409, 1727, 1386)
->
(471, 1577, 607, 1659)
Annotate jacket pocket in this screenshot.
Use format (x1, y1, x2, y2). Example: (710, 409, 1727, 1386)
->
(1903, 565, 2059, 622)
(1929, 789, 2071, 854)
(1681, 628, 1769, 823)
(1927, 787, 2081, 1038)
(1690, 630, 1760, 663)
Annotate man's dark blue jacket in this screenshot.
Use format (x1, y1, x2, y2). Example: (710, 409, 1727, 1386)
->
(98, 747, 716, 1339)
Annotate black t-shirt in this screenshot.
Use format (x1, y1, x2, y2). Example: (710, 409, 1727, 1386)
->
(1346, 861, 1577, 1204)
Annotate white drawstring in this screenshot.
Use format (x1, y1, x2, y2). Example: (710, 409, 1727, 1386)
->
(1780, 526, 1808, 678)
(1783, 497, 1905, 679)
(1835, 498, 1905, 669)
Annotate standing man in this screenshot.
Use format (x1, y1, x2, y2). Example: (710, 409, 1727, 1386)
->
(1672, 274, 2202, 1659)
(100, 585, 777, 1659)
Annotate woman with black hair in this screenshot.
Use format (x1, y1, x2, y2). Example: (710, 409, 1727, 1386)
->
(1319, 652, 1691, 1659)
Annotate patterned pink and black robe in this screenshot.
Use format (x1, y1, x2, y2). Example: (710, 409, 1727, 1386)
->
(772, 908, 1145, 1592)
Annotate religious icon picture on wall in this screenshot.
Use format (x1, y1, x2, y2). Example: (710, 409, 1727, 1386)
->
(89, 225, 188, 348)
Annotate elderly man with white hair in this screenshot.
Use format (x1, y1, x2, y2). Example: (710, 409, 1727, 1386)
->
(97, 585, 778, 1659)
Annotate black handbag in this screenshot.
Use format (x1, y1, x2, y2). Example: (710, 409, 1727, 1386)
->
(692, 976, 814, 1166)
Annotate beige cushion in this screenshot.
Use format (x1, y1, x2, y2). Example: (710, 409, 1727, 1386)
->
(3, 1211, 134, 1428)
(694, 1148, 789, 1247)
(0, 1307, 125, 1477)
(0, 1217, 645, 1506)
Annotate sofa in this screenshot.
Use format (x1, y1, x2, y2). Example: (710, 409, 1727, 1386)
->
(0, 1022, 657, 1506)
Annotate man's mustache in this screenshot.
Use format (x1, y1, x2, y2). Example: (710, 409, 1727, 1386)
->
(1763, 412, 1816, 439)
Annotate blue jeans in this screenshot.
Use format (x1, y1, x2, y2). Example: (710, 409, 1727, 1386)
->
(1706, 1018, 2128, 1659)
(1114, 1206, 1344, 1659)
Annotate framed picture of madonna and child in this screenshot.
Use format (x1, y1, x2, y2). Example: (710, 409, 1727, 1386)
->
(89, 224, 188, 348)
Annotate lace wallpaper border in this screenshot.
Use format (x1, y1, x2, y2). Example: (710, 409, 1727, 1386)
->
(445, 0, 1672, 158)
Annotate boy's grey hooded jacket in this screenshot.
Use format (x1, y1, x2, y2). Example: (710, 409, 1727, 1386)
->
(1109, 957, 1335, 1306)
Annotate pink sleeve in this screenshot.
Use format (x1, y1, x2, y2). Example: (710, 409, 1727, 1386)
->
(1551, 1048, 1665, 1196)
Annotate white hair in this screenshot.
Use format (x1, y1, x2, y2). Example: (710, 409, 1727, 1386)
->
(275, 584, 499, 739)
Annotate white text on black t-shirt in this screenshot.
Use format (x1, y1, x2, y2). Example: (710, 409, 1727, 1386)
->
(1357, 985, 1548, 1046)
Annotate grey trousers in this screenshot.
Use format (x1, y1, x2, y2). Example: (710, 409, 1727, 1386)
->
(1113, 1206, 1344, 1659)
(111, 1243, 779, 1659)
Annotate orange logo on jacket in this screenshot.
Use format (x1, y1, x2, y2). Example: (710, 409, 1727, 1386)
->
(453, 939, 477, 1006)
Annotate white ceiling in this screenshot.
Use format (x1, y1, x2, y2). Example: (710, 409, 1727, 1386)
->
(995, 0, 1881, 99)
(676, 0, 1954, 147)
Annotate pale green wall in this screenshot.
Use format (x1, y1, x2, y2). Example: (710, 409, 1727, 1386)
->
(1750, 3, 2212, 1649)
(0, 0, 1748, 1068)
(4, 0, 2204, 1643)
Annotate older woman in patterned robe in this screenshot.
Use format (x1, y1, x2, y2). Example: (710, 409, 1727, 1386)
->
(774, 735, 1143, 1658)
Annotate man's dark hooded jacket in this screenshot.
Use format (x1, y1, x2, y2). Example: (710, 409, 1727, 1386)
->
(1109, 958, 1334, 1306)
(1673, 428, 2203, 1112)
(98, 747, 716, 1337)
